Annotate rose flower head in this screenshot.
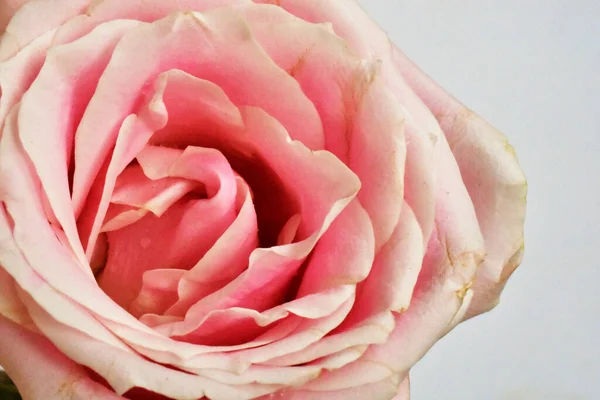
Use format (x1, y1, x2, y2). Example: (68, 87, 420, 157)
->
(0, 1, 527, 399)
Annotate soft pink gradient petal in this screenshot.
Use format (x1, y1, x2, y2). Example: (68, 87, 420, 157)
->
(166, 177, 258, 316)
(155, 107, 359, 333)
(296, 199, 374, 296)
(393, 375, 411, 400)
(101, 163, 198, 232)
(76, 69, 170, 258)
(241, 4, 406, 250)
(0, 0, 28, 33)
(0, 269, 29, 325)
(0, 315, 124, 400)
(262, 0, 441, 246)
(18, 20, 140, 270)
(257, 374, 404, 400)
(0, 0, 90, 60)
(357, 138, 485, 376)
(71, 9, 323, 215)
(0, 29, 54, 125)
(99, 146, 237, 310)
(264, 312, 394, 367)
(130, 269, 186, 317)
(392, 47, 527, 319)
(20, 296, 282, 399)
(149, 285, 354, 346)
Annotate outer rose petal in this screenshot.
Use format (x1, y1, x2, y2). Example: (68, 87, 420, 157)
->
(391, 47, 527, 318)
(0, 315, 124, 400)
(0, 0, 28, 32)
(393, 375, 410, 400)
(0, 0, 90, 60)
(0, 269, 29, 325)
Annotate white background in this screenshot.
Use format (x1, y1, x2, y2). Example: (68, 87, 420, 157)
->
(360, 1, 600, 399)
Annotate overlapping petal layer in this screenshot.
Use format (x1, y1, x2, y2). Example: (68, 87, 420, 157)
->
(0, 1, 525, 399)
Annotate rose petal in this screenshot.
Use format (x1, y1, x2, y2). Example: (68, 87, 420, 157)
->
(0, 268, 29, 325)
(392, 46, 527, 319)
(241, 4, 406, 250)
(263, 312, 395, 367)
(295, 199, 375, 296)
(258, 374, 404, 400)
(0, 0, 91, 61)
(19, 295, 281, 399)
(166, 177, 258, 316)
(0, 315, 124, 400)
(0, 29, 54, 124)
(101, 163, 199, 231)
(152, 285, 355, 345)
(129, 269, 186, 317)
(17, 20, 141, 270)
(393, 375, 410, 400)
(71, 9, 323, 215)
(98, 147, 237, 310)
(158, 106, 359, 330)
(357, 138, 485, 375)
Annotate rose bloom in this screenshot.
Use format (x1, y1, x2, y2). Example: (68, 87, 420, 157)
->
(0, 1, 527, 399)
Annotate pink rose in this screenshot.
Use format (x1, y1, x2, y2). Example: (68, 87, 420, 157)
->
(0, 1, 527, 399)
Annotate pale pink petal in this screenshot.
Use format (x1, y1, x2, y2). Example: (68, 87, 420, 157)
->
(87, 0, 252, 23)
(264, 312, 395, 367)
(234, 296, 355, 366)
(129, 269, 186, 317)
(295, 199, 374, 296)
(258, 374, 404, 400)
(0, 315, 124, 400)
(241, 4, 406, 249)
(72, 9, 323, 213)
(343, 202, 423, 326)
(393, 375, 410, 400)
(151, 285, 354, 346)
(99, 147, 237, 310)
(20, 296, 282, 399)
(0, 109, 260, 371)
(0, 107, 169, 351)
(159, 107, 359, 328)
(354, 139, 485, 375)
(0, 269, 29, 325)
(76, 71, 170, 257)
(259, 0, 441, 245)
(0, 29, 54, 124)
(0, 0, 91, 61)
(0, 0, 28, 32)
(392, 47, 527, 319)
(17, 20, 140, 270)
(260, 204, 422, 368)
(102, 162, 199, 231)
(166, 177, 258, 316)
